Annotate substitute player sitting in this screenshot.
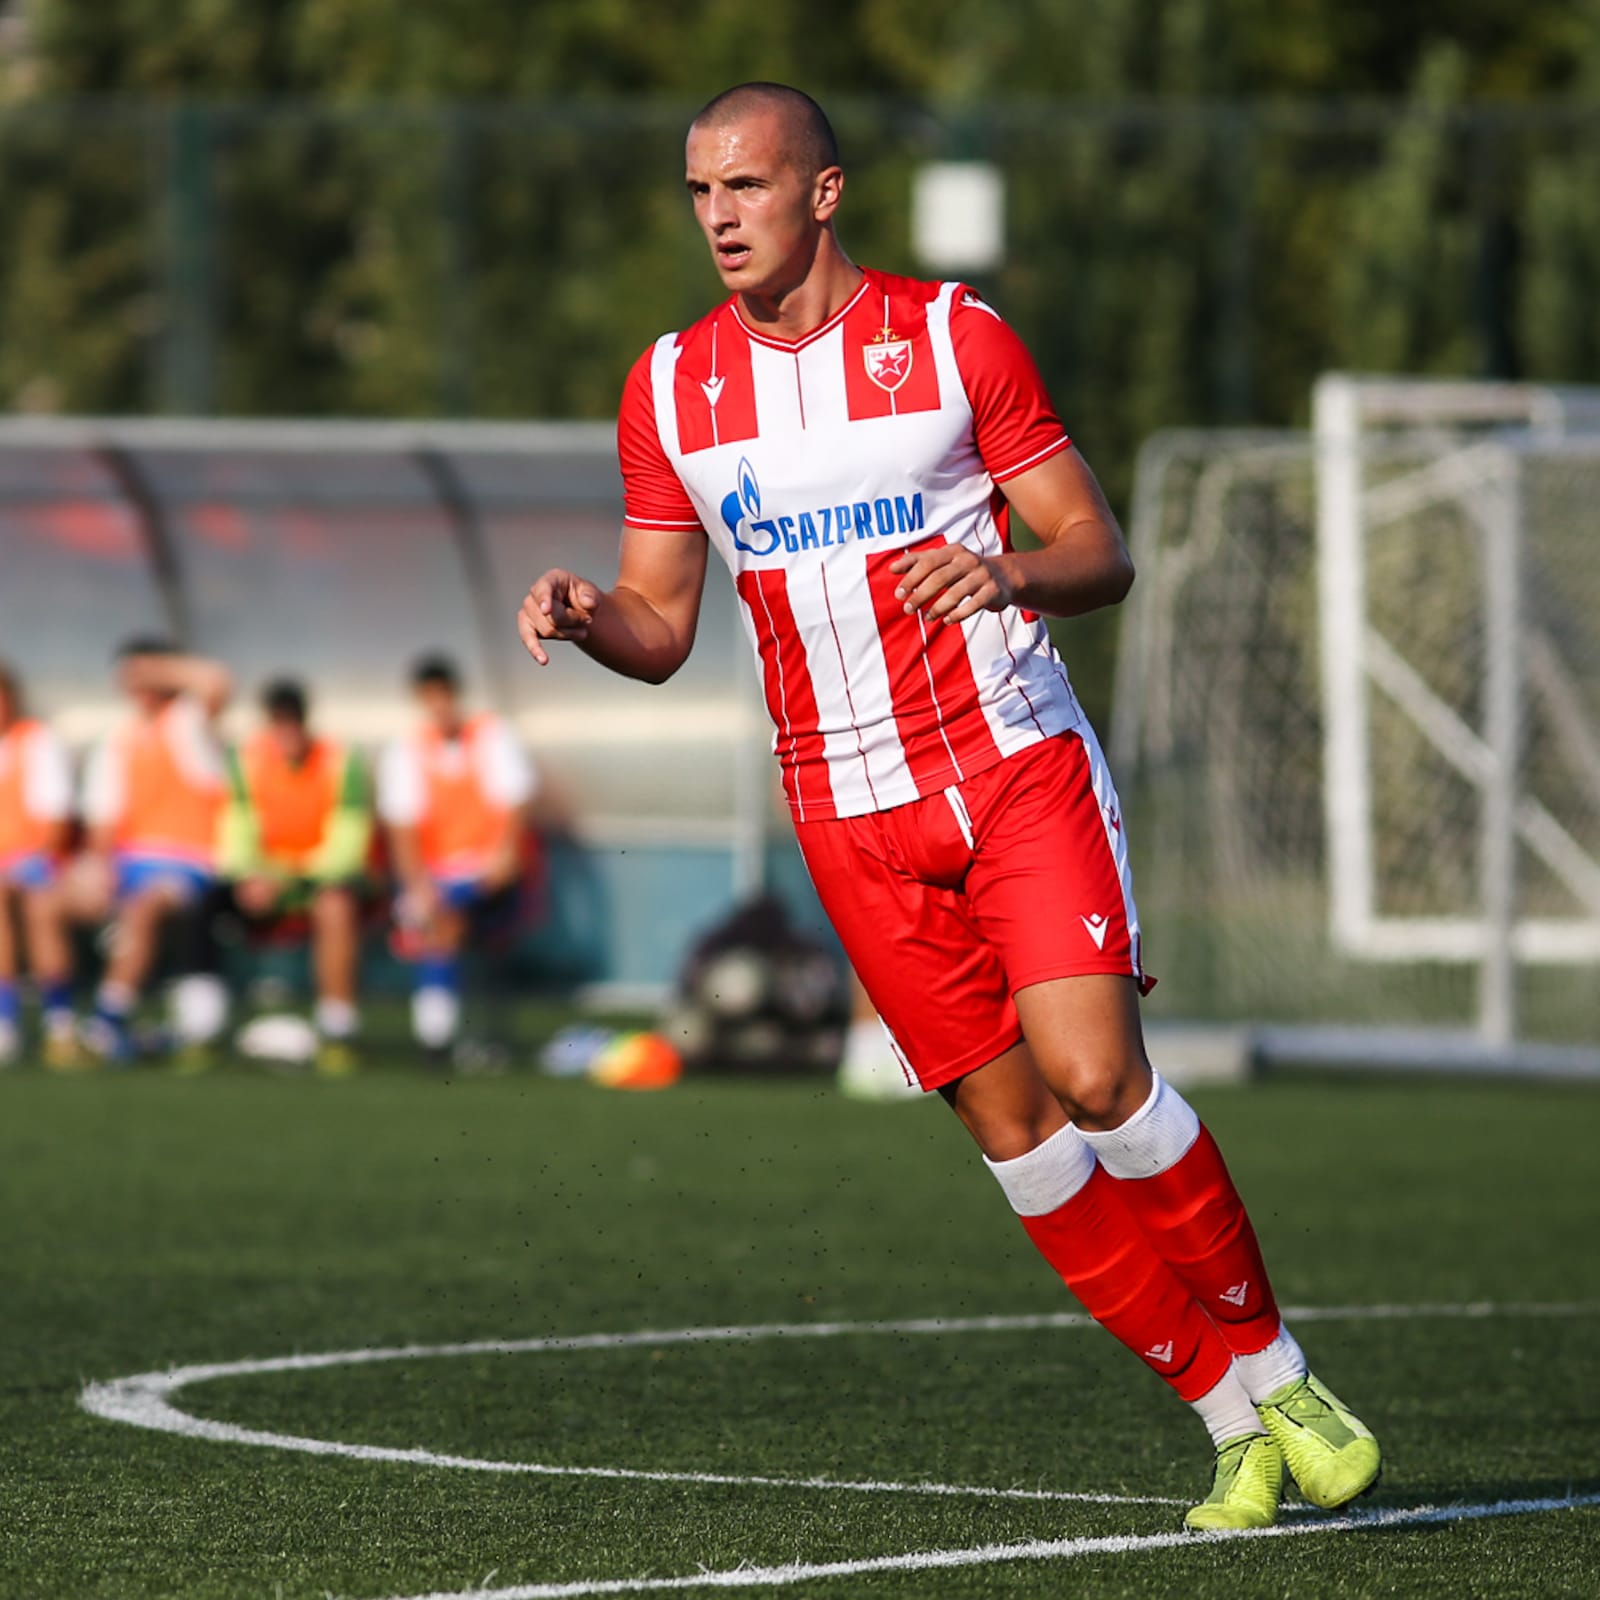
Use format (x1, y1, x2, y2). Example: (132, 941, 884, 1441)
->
(519, 82, 1380, 1530)
(214, 679, 372, 1071)
(377, 655, 535, 1058)
(0, 661, 78, 1067)
(72, 640, 231, 1062)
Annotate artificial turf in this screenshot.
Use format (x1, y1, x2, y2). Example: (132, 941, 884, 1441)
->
(2, 1065, 1597, 1599)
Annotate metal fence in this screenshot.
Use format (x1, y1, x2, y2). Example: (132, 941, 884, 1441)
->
(4, 99, 1600, 492)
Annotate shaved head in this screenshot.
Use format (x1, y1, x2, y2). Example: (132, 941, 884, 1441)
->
(691, 82, 840, 178)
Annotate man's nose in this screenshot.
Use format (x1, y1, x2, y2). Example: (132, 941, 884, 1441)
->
(707, 187, 737, 229)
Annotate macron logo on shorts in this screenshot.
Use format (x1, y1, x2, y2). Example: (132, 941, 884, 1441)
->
(1144, 1340, 1174, 1365)
(1080, 912, 1109, 950)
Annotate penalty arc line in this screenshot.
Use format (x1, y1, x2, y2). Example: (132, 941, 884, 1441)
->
(79, 1302, 1597, 1510)
(381, 1492, 1600, 1600)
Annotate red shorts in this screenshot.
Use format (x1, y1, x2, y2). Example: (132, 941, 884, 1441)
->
(795, 728, 1148, 1092)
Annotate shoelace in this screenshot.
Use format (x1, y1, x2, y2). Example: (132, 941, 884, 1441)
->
(1276, 1382, 1333, 1423)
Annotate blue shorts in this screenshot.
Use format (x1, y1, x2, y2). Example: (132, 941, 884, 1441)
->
(0, 851, 55, 890)
(116, 856, 214, 905)
(437, 875, 492, 911)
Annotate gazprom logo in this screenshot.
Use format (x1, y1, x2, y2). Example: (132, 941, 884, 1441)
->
(721, 458, 777, 557)
(719, 455, 926, 560)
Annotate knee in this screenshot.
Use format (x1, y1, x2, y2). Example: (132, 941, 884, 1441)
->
(982, 1112, 1067, 1163)
(313, 887, 356, 929)
(22, 884, 61, 925)
(941, 1077, 1069, 1163)
(1047, 1054, 1152, 1131)
(120, 889, 165, 930)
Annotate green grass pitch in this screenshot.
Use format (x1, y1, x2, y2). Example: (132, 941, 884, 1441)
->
(3, 1065, 1598, 1598)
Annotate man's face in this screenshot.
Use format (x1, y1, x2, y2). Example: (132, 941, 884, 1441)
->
(416, 680, 459, 732)
(686, 111, 833, 300)
(266, 712, 310, 764)
(116, 656, 169, 717)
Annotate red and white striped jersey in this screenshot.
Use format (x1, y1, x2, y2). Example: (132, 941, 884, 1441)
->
(620, 266, 1086, 822)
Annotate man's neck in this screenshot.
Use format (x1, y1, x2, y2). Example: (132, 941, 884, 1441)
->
(736, 235, 864, 343)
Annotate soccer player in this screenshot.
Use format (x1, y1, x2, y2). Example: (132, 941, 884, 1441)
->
(376, 655, 536, 1057)
(0, 662, 78, 1066)
(213, 678, 372, 1071)
(73, 640, 232, 1062)
(518, 83, 1381, 1529)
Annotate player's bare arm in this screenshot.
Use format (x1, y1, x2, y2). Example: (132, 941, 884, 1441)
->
(890, 447, 1133, 625)
(518, 527, 709, 684)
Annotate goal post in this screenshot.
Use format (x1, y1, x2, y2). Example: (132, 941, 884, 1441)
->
(1113, 377, 1600, 1069)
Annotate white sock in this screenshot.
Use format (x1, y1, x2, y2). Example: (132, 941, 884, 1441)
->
(982, 1123, 1097, 1216)
(1075, 1072, 1200, 1179)
(314, 997, 360, 1041)
(1191, 1365, 1267, 1448)
(171, 974, 229, 1045)
(1233, 1325, 1308, 1403)
(96, 980, 136, 1017)
(412, 985, 460, 1050)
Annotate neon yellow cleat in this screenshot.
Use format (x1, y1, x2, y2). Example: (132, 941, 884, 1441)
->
(1256, 1372, 1381, 1509)
(43, 1030, 95, 1072)
(1184, 1432, 1283, 1531)
(170, 1043, 217, 1076)
(315, 1040, 360, 1078)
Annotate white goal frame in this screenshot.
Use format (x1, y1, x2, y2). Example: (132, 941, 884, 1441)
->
(1313, 375, 1600, 1045)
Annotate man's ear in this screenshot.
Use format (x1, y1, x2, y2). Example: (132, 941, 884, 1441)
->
(813, 165, 845, 223)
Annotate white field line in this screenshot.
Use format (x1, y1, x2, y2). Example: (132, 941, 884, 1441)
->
(381, 1492, 1600, 1600)
(79, 1302, 1596, 1511)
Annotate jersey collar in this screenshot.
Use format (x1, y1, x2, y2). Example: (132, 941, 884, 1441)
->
(731, 276, 872, 353)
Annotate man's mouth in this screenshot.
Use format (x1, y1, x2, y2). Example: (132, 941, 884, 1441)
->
(717, 240, 752, 269)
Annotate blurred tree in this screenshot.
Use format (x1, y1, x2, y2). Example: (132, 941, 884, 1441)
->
(1516, 7, 1600, 382)
(6, 0, 1600, 721)
(1330, 45, 1477, 376)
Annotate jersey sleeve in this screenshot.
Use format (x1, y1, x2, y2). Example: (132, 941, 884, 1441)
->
(23, 725, 73, 822)
(375, 740, 423, 827)
(618, 343, 704, 533)
(80, 737, 124, 829)
(476, 717, 535, 810)
(949, 288, 1072, 484)
(161, 695, 227, 793)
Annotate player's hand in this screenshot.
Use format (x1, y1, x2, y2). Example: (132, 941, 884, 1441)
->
(397, 878, 442, 931)
(518, 570, 602, 665)
(890, 542, 1014, 625)
(236, 876, 280, 917)
(62, 850, 115, 920)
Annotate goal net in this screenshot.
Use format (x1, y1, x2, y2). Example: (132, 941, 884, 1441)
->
(1112, 377, 1600, 1067)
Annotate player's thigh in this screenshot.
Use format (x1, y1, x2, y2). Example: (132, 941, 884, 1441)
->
(794, 813, 1019, 1092)
(964, 730, 1144, 994)
(0, 882, 17, 967)
(310, 882, 358, 931)
(936, 1036, 1072, 1160)
(1010, 974, 1152, 1129)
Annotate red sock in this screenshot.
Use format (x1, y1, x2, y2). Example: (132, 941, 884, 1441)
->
(1020, 1166, 1235, 1403)
(1110, 1126, 1281, 1355)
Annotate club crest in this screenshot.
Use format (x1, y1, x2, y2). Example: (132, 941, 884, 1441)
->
(864, 328, 913, 393)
